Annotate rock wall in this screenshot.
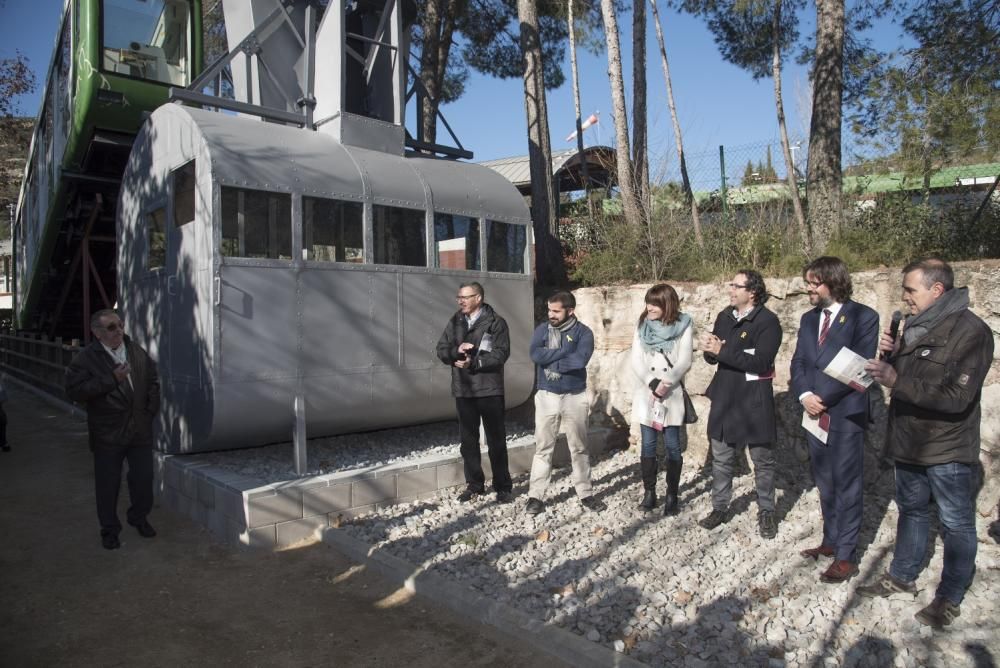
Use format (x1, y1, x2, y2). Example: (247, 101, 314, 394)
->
(572, 259, 1000, 517)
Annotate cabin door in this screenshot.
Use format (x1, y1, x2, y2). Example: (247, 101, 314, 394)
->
(166, 209, 202, 385)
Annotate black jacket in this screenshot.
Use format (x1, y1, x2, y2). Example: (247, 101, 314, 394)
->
(66, 337, 160, 450)
(436, 304, 510, 398)
(887, 307, 993, 466)
(704, 304, 783, 444)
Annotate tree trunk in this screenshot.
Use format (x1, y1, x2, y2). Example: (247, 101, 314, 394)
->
(518, 0, 566, 284)
(650, 0, 703, 248)
(600, 0, 642, 227)
(805, 0, 845, 254)
(418, 0, 461, 145)
(632, 0, 650, 211)
(567, 0, 593, 219)
(772, 0, 810, 256)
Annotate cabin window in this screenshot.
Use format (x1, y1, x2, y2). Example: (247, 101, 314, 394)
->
(373, 205, 426, 267)
(221, 187, 292, 260)
(173, 160, 195, 226)
(433, 214, 480, 271)
(485, 221, 527, 274)
(303, 197, 364, 263)
(101, 0, 192, 86)
(148, 207, 167, 270)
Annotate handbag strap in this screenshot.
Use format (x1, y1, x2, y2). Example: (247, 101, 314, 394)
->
(662, 354, 688, 390)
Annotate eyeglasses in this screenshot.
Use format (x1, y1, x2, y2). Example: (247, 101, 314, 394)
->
(456, 294, 479, 302)
(100, 322, 123, 332)
(728, 283, 748, 290)
(805, 280, 824, 288)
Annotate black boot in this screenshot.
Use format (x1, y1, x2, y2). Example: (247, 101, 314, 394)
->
(663, 457, 683, 515)
(638, 457, 658, 510)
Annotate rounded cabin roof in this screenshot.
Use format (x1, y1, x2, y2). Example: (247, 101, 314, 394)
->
(131, 104, 531, 223)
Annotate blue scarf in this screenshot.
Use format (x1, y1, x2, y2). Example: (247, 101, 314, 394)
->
(638, 313, 691, 354)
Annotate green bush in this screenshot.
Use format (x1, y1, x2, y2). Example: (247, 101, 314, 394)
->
(564, 191, 997, 286)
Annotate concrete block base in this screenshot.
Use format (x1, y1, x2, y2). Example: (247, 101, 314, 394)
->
(157, 426, 621, 549)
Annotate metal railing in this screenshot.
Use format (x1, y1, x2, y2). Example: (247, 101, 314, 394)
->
(0, 333, 82, 401)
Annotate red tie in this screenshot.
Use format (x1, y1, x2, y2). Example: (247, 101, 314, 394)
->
(818, 309, 832, 346)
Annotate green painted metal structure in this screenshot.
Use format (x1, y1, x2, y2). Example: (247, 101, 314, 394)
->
(14, 0, 202, 339)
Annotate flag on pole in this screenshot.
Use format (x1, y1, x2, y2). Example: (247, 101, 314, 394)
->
(566, 112, 599, 142)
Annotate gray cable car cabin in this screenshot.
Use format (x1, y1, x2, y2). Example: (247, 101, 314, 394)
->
(117, 0, 534, 454)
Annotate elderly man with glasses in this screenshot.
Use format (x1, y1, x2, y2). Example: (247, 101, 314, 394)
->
(66, 309, 160, 550)
(699, 269, 783, 537)
(436, 281, 514, 504)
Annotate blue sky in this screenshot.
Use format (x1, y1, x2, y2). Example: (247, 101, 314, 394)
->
(1, 0, 906, 180)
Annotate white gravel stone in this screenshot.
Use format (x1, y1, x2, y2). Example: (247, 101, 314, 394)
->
(336, 447, 1000, 668)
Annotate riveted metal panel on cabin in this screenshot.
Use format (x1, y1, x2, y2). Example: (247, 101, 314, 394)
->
(412, 155, 532, 223)
(187, 108, 365, 199)
(219, 266, 298, 379)
(300, 268, 398, 371)
(350, 146, 427, 208)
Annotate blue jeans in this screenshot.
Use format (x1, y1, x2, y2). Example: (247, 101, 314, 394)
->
(640, 425, 681, 461)
(889, 461, 977, 604)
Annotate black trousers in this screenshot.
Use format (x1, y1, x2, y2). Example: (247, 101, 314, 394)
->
(93, 443, 154, 536)
(0, 403, 7, 447)
(455, 395, 511, 493)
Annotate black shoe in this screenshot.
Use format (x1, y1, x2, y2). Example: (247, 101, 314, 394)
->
(128, 519, 156, 538)
(457, 486, 485, 502)
(699, 509, 727, 530)
(0, 444, 10, 452)
(525, 497, 545, 515)
(758, 510, 777, 539)
(496, 490, 514, 504)
(102, 533, 121, 550)
(915, 597, 961, 628)
(856, 572, 917, 598)
(638, 489, 657, 511)
(580, 496, 606, 512)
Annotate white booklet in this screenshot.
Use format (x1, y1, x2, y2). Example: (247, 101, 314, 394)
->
(822, 346, 874, 392)
(743, 348, 775, 382)
(802, 412, 830, 444)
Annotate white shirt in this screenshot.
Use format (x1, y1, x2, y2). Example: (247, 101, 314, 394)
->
(465, 307, 483, 328)
(817, 301, 844, 341)
(799, 301, 844, 403)
(101, 342, 132, 388)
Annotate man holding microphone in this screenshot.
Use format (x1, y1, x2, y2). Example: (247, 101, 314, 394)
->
(861, 258, 993, 628)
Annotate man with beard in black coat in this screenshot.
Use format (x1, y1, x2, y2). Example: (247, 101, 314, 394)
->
(436, 282, 513, 504)
(699, 269, 783, 538)
(66, 309, 160, 550)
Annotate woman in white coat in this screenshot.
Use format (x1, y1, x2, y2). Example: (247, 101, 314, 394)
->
(630, 283, 693, 515)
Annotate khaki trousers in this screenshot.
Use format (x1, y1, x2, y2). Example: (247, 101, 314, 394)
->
(528, 389, 593, 500)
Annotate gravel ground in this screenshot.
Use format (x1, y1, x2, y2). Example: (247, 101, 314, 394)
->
(198, 420, 533, 480)
(338, 446, 1000, 668)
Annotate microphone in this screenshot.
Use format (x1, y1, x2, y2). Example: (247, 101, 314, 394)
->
(880, 310, 903, 361)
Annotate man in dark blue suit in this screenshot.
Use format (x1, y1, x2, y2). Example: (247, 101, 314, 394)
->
(790, 257, 879, 583)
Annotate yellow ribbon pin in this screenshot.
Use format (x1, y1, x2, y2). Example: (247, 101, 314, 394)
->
(740, 332, 748, 339)
(839, 315, 846, 324)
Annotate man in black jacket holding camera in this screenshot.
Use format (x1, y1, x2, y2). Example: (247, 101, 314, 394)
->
(436, 282, 513, 504)
(66, 309, 160, 550)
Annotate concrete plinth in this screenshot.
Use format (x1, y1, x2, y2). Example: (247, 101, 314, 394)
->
(157, 427, 622, 549)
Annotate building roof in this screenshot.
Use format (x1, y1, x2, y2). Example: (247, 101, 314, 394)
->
(479, 146, 617, 195)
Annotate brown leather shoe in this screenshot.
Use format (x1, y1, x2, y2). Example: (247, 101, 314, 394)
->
(820, 559, 859, 583)
(799, 544, 835, 559)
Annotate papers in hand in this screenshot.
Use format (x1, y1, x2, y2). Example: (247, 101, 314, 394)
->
(802, 412, 830, 444)
(822, 346, 874, 392)
(742, 348, 775, 382)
